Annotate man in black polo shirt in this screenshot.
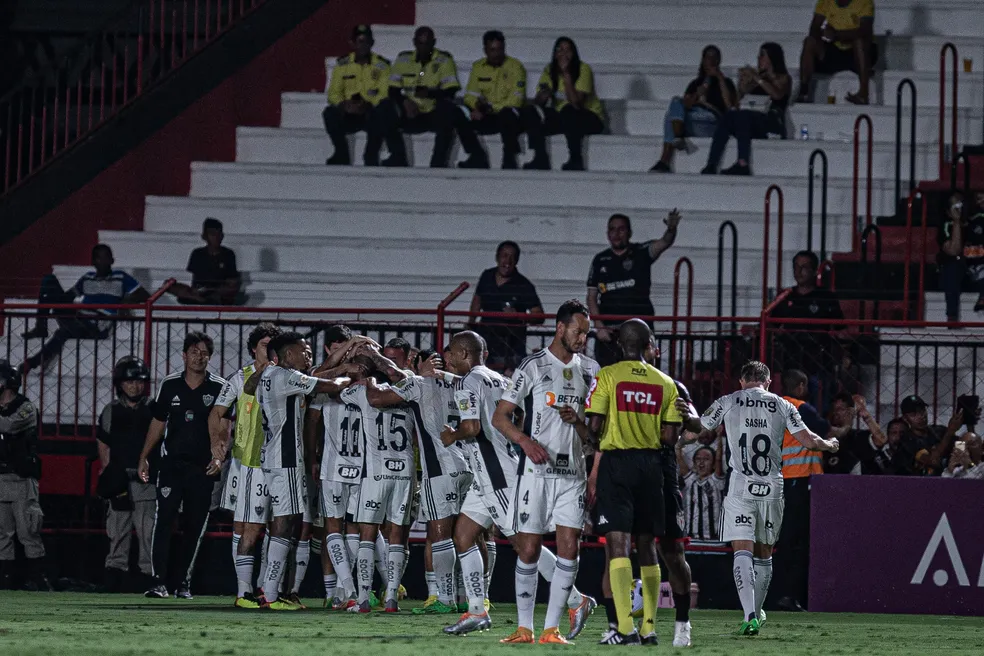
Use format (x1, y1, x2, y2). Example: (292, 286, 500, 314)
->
(586, 211, 681, 366)
(138, 331, 226, 599)
(468, 240, 543, 369)
(169, 218, 243, 306)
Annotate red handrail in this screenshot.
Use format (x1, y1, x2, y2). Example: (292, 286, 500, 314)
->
(670, 256, 694, 378)
(902, 188, 927, 320)
(758, 288, 793, 361)
(435, 282, 470, 351)
(143, 278, 177, 368)
(852, 114, 873, 251)
(762, 184, 784, 308)
(816, 259, 836, 291)
(939, 43, 958, 176)
(0, 0, 268, 195)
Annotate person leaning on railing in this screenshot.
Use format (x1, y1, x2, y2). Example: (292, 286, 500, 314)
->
(20, 244, 148, 375)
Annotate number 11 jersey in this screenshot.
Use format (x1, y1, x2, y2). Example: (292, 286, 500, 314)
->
(699, 386, 807, 501)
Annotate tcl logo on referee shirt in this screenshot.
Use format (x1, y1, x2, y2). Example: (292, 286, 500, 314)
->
(615, 382, 663, 414)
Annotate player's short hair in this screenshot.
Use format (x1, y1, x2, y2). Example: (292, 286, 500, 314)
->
(350, 353, 381, 379)
(268, 331, 306, 361)
(323, 324, 352, 347)
(483, 30, 505, 46)
(782, 369, 808, 394)
(617, 318, 651, 353)
(496, 240, 521, 262)
(91, 243, 113, 260)
(247, 323, 281, 358)
(414, 349, 436, 368)
(740, 360, 771, 384)
(608, 213, 632, 237)
(202, 217, 223, 233)
(451, 330, 484, 362)
(385, 337, 412, 357)
(793, 250, 819, 270)
(557, 299, 589, 325)
(183, 331, 214, 355)
(887, 417, 906, 433)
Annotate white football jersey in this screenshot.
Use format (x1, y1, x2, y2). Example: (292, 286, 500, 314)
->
(699, 386, 807, 501)
(501, 349, 598, 479)
(454, 365, 517, 494)
(257, 365, 319, 469)
(313, 394, 366, 484)
(340, 384, 415, 481)
(391, 375, 468, 478)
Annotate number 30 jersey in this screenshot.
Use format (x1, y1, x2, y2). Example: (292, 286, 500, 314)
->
(699, 386, 807, 501)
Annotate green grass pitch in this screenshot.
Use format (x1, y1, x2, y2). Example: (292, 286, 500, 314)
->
(1, 593, 983, 655)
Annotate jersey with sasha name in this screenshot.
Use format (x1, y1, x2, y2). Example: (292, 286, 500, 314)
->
(314, 394, 365, 484)
(391, 375, 468, 479)
(340, 385, 415, 482)
(699, 386, 808, 501)
(454, 365, 517, 493)
(502, 349, 598, 479)
(257, 365, 319, 469)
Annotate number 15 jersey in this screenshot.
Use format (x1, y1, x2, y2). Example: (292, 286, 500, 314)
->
(699, 386, 807, 501)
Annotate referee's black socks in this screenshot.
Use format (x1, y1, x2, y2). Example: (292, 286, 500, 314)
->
(673, 592, 691, 622)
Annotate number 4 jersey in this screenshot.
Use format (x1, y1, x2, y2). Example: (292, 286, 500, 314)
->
(699, 386, 807, 501)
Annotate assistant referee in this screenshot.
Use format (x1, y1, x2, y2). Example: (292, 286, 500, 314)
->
(585, 319, 682, 645)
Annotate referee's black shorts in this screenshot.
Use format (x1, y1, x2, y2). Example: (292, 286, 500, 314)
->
(594, 449, 666, 537)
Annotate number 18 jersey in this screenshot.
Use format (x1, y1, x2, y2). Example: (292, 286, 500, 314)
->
(699, 386, 807, 501)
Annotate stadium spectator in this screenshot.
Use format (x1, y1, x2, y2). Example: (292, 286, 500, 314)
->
(650, 45, 737, 173)
(522, 37, 605, 171)
(676, 434, 725, 541)
(21, 244, 148, 373)
(382, 337, 413, 370)
(770, 250, 844, 410)
(168, 218, 243, 306)
(822, 393, 887, 474)
(796, 0, 876, 105)
(701, 42, 791, 176)
(454, 30, 527, 169)
(467, 241, 543, 370)
(586, 212, 681, 366)
(938, 191, 984, 321)
(679, 425, 721, 470)
(323, 25, 390, 166)
(98, 357, 155, 592)
(893, 395, 963, 476)
(943, 433, 984, 479)
(372, 26, 460, 168)
(863, 417, 906, 474)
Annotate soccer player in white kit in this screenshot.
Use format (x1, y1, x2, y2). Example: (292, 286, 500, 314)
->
(255, 331, 352, 610)
(364, 351, 470, 614)
(676, 360, 838, 635)
(491, 299, 599, 645)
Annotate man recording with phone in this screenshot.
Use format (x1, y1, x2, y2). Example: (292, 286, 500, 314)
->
(896, 394, 976, 476)
(0, 359, 50, 591)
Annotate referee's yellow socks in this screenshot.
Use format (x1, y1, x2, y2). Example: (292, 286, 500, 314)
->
(610, 557, 635, 635)
(640, 564, 662, 634)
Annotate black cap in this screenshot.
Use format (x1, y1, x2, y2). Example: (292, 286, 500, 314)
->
(900, 395, 928, 414)
(352, 24, 373, 40)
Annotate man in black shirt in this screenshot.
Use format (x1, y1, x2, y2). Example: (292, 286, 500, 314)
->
(892, 395, 961, 476)
(98, 357, 156, 591)
(822, 393, 888, 474)
(770, 250, 844, 409)
(468, 240, 544, 369)
(586, 212, 681, 366)
(169, 218, 243, 306)
(938, 191, 984, 321)
(138, 332, 226, 598)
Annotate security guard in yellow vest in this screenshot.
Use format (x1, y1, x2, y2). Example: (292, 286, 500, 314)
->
(323, 25, 390, 166)
(371, 26, 461, 168)
(454, 30, 527, 170)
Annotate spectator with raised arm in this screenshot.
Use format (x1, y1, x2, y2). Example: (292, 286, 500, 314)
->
(938, 191, 984, 321)
(651, 45, 737, 173)
(893, 395, 963, 476)
(797, 0, 876, 105)
(943, 433, 984, 479)
(676, 433, 726, 541)
(701, 42, 791, 176)
(586, 211, 682, 366)
(822, 393, 887, 474)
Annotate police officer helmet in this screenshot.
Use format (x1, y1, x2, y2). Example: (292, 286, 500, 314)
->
(0, 359, 20, 392)
(113, 357, 150, 396)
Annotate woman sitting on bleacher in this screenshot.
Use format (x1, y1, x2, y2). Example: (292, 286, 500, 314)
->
(701, 42, 791, 176)
(650, 45, 737, 173)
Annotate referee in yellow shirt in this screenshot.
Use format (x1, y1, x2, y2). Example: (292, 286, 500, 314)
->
(585, 319, 682, 645)
(454, 31, 527, 170)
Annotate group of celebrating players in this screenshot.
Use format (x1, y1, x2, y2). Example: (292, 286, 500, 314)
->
(205, 299, 839, 646)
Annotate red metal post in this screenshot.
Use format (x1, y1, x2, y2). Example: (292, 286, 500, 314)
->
(172, 9, 178, 67)
(939, 43, 958, 175)
(762, 184, 784, 308)
(63, 75, 71, 148)
(137, 7, 144, 94)
(111, 38, 118, 112)
(15, 95, 23, 183)
(3, 98, 11, 190)
(671, 257, 694, 378)
(903, 189, 918, 320)
(758, 289, 793, 362)
(53, 70, 60, 156)
(123, 43, 129, 105)
(40, 105, 46, 165)
(918, 199, 928, 320)
(852, 114, 873, 250)
(143, 279, 178, 370)
(435, 282, 471, 352)
(99, 61, 105, 121)
(88, 68, 95, 129)
(28, 90, 35, 172)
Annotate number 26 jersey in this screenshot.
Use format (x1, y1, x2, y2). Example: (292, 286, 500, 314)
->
(699, 386, 806, 501)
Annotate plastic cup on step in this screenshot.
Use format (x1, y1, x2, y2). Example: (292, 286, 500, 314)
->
(963, 58, 973, 73)
(827, 94, 836, 104)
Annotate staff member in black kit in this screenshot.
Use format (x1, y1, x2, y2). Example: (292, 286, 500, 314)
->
(138, 332, 226, 599)
(586, 211, 682, 366)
